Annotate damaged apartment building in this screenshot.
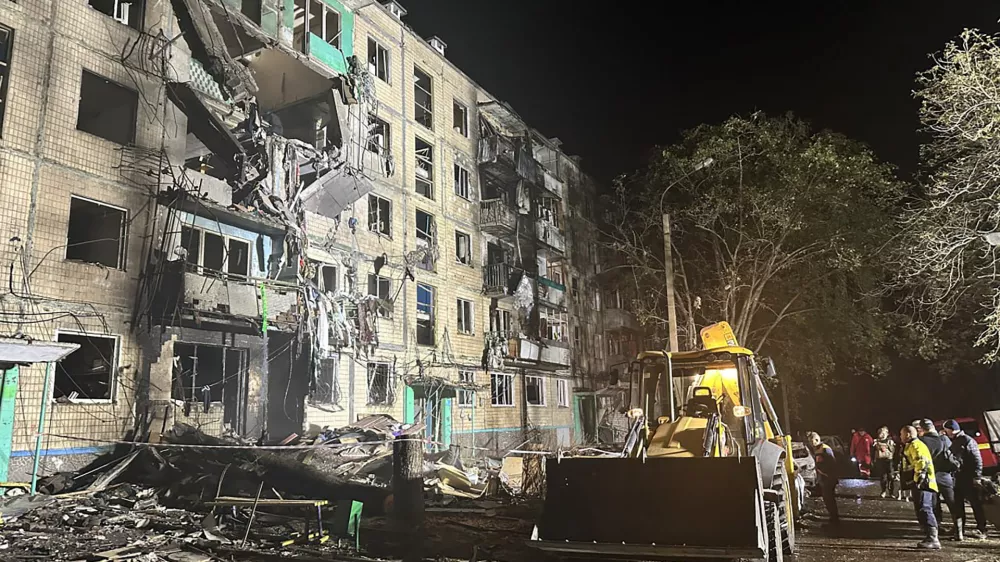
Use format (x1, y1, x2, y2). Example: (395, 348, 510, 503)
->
(0, 0, 632, 480)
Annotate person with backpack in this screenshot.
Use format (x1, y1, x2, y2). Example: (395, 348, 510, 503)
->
(942, 419, 988, 540)
(918, 419, 962, 540)
(873, 426, 897, 498)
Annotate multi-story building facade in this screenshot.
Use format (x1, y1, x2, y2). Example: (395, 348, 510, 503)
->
(0, 0, 622, 480)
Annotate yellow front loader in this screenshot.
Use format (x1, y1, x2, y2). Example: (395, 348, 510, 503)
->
(530, 322, 798, 561)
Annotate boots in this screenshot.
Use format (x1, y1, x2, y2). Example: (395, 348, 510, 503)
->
(918, 526, 942, 550)
(953, 519, 964, 542)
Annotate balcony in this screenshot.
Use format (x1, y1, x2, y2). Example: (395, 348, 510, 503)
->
(540, 340, 571, 367)
(478, 135, 520, 183)
(483, 263, 514, 297)
(541, 169, 564, 200)
(537, 277, 566, 309)
(604, 308, 641, 332)
(536, 220, 566, 254)
(480, 198, 516, 235)
(508, 336, 541, 362)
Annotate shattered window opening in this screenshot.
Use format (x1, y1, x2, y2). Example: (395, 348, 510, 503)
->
(66, 196, 127, 270)
(367, 194, 392, 237)
(315, 358, 340, 404)
(367, 115, 391, 156)
(491, 308, 513, 335)
(88, 0, 145, 30)
(367, 274, 391, 318)
(490, 372, 514, 407)
(179, 225, 252, 279)
(368, 36, 390, 82)
(171, 343, 247, 404)
(574, 326, 581, 348)
(54, 332, 118, 402)
(539, 308, 568, 343)
(453, 100, 468, 137)
(455, 230, 471, 265)
(414, 66, 433, 129)
(0, 26, 13, 137)
(77, 70, 137, 146)
(537, 197, 562, 230)
(572, 277, 579, 301)
(415, 137, 434, 199)
(557, 378, 570, 408)
(453, 164, 470, 200)
(415, 210, 435, 271)
(457, 298, 474, 335)
(367, 362, 394, 405)
(526, 375, 545, 406)
(416, 283, 435, 346)
(319, 264, 338, 294)
(458, 370, 475, 406)
(294, 0, 341, 50)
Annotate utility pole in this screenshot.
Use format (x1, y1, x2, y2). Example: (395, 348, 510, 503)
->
(662, 213, 679, 354)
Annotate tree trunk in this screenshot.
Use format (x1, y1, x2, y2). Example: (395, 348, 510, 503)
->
(392, 437, 424, 562)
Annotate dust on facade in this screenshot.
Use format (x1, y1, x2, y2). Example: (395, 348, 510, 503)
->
(0, 0, 642, 481)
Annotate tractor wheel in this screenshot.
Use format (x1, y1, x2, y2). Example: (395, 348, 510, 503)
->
(765, 501, 785, 562)
(778, 468, 796, 557)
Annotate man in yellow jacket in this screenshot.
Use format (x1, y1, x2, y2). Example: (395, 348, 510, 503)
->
(901, 425, 941, 549)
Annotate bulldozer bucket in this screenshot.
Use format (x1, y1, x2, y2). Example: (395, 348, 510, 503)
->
(531, 456, 768, 560)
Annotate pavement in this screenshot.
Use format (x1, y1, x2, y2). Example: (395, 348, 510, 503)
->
(797, 479, 1000, 562)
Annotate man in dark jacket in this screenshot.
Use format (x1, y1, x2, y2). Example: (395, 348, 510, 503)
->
(942, 419, 988, 540)
(918, 419, 960, 539)
(808, 431, 840, 526)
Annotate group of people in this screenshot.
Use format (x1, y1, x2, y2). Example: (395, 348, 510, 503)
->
(807, 419, 989, 550)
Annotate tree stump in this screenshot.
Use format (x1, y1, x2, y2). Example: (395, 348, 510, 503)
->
(392, 437, 424, 562)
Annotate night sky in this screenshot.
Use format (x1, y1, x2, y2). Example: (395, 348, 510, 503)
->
(402, 1, 1000, 183)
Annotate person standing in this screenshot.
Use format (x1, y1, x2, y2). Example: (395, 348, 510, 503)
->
(807, 431, 840, 526)
(873, 426, 896, 498)
(918, 419, 960, 539)
(901, 425, 941, 549)
(942, 419, 988, 540)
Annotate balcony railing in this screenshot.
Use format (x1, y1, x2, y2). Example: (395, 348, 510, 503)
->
(540, 340, 571, 367)
(480, 198, 516, 234)
(536, 219, 566, 253)
(483, 263, 514, 297)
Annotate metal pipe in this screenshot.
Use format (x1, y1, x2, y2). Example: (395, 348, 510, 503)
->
(30, 362, 52, 495)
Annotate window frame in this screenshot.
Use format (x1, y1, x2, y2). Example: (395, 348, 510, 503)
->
(452, 100, 468, 137)
(304, 0, 341, 49)
(413, 65, 433, 130)
(367, 273, 392, 317)
(318, 264, 338, 294)
(416, 282, 436, 346)
(0, 25, 14, 138)
(453, 164, 471, 200)
(367, 36, 390, 83)
(458, 370, 475, 407)
(367, 194, 392, 237)
(367, 115, 391, 156)
(53, 330, 120, 404)
(454, 229, 472, 266)
(525, 375, 546, 406)
(66, 195, 128, 270)
(179, 223, 253, 278)
(457, 298, 474, 335)
(77, 70, 138, 146)
(557, 378, 570, 408)
(490, 372, 514, 407)
(366, 361, 395, 405)
(88, 0, 146, 31)
(414, 137, 434, 199)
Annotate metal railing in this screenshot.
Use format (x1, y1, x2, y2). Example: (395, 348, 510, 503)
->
(483, 263, 514, 295)
(480, 198, 516, 232)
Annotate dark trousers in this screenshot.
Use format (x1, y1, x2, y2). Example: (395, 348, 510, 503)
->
(820, 479, 839, 522)
(913, 489, 939, 529)
(875, 459, 895, 494)
(955, 478, 988, 531)
(935, 481, 958, 525)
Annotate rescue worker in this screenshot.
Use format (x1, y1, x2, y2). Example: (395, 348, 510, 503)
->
(901, 425, 941, 549)
(807, 431, 840, 526)
(873, 426, 896, 498)
(918, 419, 960, 539)
(851, 427, 874, 478)
(942, 419, 988, 540)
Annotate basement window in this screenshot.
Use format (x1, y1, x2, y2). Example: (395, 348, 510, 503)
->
(77, 71, 137, 145)
(367, 274, 391, 318)
(453, 164, 470, 200)
(416, 283, 435, 346)
(179, 225, 251, 278)
(88, 0, 145, 30)
(0, 26, 13, 137)
(66, 196, 127, 270)
(455, 230, 471, 265)
(457, 298, 474, 335)
(415, 137, 434, 199)
(367, 194, 392, 237)
(453, 101, 468, 137)
(491, 372, 513, 407)
(367, 37, 390, 82)
(413, 66, 433, 129)
(526, 375, 545, 406)
(367, 362, 394, 405)
(54, 332, 117, 402)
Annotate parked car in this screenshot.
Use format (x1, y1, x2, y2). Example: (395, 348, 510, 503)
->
(791, 441, 816, 488)
(933, 415, 999, 476)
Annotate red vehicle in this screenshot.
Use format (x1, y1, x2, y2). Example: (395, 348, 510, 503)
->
(933, 415, 998, 475)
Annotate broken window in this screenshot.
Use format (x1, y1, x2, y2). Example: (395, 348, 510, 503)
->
(526, 375, 545, 406)
(416, 283, 435, 346)
(367, 362, 394, 405)
(414, 65, 433, 129)
(537, 197, 561, 229)
(368, 36, 390, 82)
(367, 115, 391, 156)
(293, 0, 340, 50)
(54, 332, 117, 401)
(453, 164, 470, 200)
(491, 308, 513, 335)
(314, 358, 340, 404)
(491, 372, 513, 406)
(574, 326, 581, 348)
(453, 100, 468, 137)
(179, 225, 251, 278)
(77, 71, 137, 145)
(367, 194, 391, 237)
(66, 196, 127, 270)
(455, 230, 471, 265)
(88, 0, 145, 30)
(457, 298, 474, 335)
(572, 277, 579, 301)
(0, 26, 13, 137)
(367, 274, 391, 317)
(557, 379, 570, 408)
(318, 264, 338, 294)
(415, 210, 435, 271)
(539, 308, 568, 343)
(458, 370, 475, 407)
(415, 137, 434, 199)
